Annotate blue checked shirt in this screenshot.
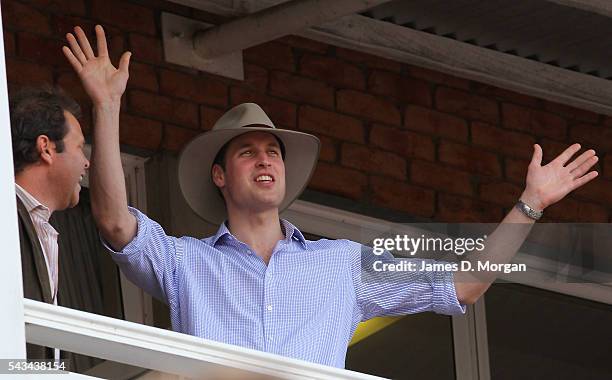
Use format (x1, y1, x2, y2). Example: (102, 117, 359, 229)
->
(106, 207, 465, 368)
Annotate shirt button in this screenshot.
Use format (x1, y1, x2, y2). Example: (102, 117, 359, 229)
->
(266, 305, 273, 311)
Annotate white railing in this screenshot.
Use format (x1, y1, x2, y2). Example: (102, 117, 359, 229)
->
(24, 300, 385, 380)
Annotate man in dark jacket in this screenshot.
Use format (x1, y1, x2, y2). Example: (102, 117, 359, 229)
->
(11, 87, 90, 359)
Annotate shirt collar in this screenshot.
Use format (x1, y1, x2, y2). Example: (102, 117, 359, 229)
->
(211, 219, 307, 248)
(15, 183, 52, 221)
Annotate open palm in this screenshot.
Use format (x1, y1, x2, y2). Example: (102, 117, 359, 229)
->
(62, 25, 130, 105)
(524, 143, 598, 210)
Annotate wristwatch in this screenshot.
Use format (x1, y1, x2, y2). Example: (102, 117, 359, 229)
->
(515, 200, 543, 220)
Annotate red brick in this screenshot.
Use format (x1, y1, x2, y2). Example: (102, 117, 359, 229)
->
(129, 90, 199, 128)
(569, 123, 612, 152)
(300, 54, 365, 90)
(308, 162, 367, 200)
(2, 1, 50, 34)
(56, 72, 88, 103)
(502, 103, 567, 140)
(437, 194, 503, 222)
(406, 65, 470, 90)
(369, 124, 434, 161)
(17, 33, 66, 67)
(119, 113, 162, 150)
(269, 71, 334, 109)
(505, 158, 529, 184)
(370, 176, 435, 218)
(162, 124, 200, 152)
(243, 63, 268, 92)
(6, 58, 53, 86)
(335, 47, 401, 73)
(4, 31, 15, 57)
(472, 82, 541, 108)
(436, 87, 499, 124)
(404, 106, 468, 141)
(368, 70, 431, 107)
(471, 122, 535, 160)
(604, 117, 612, 128)
(540, 139, 574, 164)
(337, 90, 401, 126)
(544, 101, 601, 123)
(230, 87, 297, 128)
(603, 154, 612, 180)
(244, 41, 294, 72)
(545, 197, 609, 222)
(91, 0, 156, 35)
(33, 0, 86, 15)
(277, 35, 329, 54)
(573, 178, 612, 207)
(479, 181, 523, 207)
(317, 135, 337, 162)
(128, 62, 158, 92)
(439, 141, 501, 177)
(200, 106, 225, 131)
(159, 69, 228, 107)
(298, 105, 364, 143)
(128, 33, 163, 64)
(411, 160, 473, 196)
(341, 143, 406, 180)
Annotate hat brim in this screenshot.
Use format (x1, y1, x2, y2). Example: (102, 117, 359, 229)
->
(178, 127, 320, 225)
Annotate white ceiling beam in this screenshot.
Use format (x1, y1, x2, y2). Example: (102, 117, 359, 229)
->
(192, 0, 393, 59)
(300, 14, 612, 116)
(545, 0, 612, 18)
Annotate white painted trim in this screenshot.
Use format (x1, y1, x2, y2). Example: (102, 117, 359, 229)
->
(301, 14, 612, 116)
(24, 299, 386, 380)
(0, 2, 27, 359)
(284, 200, 612, 305)
(545, 0, 612, 18)
(192, 0, 392, 59)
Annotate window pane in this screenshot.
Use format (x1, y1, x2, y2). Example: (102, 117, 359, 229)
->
(486, 283, 612, 379)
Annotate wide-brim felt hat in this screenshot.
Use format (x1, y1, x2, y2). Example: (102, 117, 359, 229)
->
(178, 103, 320, 225)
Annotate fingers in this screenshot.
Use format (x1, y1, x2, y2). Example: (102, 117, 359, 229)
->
(66, 32, 87, 65)
(95, 25, 108, 57)
(571, 171, 598, 191)
(62, 46, 82, 72)
(566, 149, 596, 172)
(570, 154, 599, 179)
(74, 26, 95, 59)
(553, 143, 581, 166)
(530, 144, 543, 167)
(118, 51, 132, 74)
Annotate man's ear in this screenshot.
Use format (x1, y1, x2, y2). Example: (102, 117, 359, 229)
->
(36, 135, 54, 165)
(211, 164, 225, 188)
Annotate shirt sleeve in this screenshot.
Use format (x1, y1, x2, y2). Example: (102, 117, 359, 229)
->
(101, 207, 179, 306)
(350, 242, 465, 321)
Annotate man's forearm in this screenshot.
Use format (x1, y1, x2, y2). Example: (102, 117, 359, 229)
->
(90, 101, 137, 250)
(454, 196, 536, 305)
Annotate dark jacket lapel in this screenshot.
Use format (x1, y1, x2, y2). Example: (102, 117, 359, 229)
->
(16, 196, 53, 304)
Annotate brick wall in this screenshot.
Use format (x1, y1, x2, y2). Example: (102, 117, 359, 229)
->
(3, 0, 611, 222)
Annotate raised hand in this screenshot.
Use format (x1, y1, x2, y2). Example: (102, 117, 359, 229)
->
(521, 143, 598, 210)
(62, 25, 131, 105)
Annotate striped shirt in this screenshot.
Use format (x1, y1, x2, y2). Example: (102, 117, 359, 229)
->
(106, 207, 465, 368)
(15, 184, 59, 302)
(15, 183, 61, 361)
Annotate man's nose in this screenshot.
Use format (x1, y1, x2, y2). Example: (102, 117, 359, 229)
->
(256, 152, 271, 167)
(84, 159, 90, 170)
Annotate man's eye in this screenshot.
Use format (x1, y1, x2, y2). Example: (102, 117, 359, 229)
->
(241, 150, 252, 156)
(269, 150, 279, 155)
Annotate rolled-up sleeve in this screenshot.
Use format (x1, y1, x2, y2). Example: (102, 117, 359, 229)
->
(351, 243, 465, 321)
(101, 207, 179, 305)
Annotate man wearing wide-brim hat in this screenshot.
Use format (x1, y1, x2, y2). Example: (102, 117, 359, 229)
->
(65, 25, 599, 368)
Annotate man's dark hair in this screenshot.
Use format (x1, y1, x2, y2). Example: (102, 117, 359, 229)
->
(10, 86, 81, 174)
